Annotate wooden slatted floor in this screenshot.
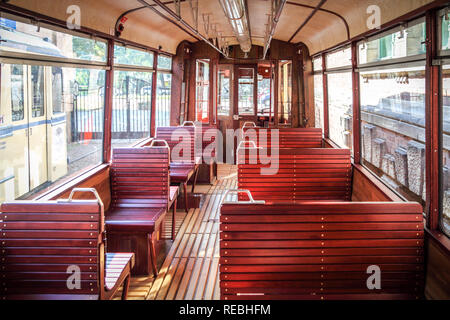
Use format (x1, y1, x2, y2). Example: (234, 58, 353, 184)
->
(147, 165, 237, 300)
(114, 164, 237, 300)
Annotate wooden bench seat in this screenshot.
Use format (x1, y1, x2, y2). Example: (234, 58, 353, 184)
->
(0, 188, 134, 300)
(106, 207, 166, 232)
(156, 125, 199, 213)
(242, 127, 323, 149)
(220, 194, 424, 300)
(238, 147, 352, 202)
(106, 146, 171, 276)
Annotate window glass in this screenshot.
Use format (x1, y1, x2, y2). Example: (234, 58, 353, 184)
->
(157, 55, 172, 70)
(360, 66, 426, 203)
(111, 71, 152, 148)
(0, 17, 107, 62)
(359, 20, 426, 64)
(11, 64, 25, 121)
(326, 47, 351, 69)
(441, 64, 450, 237)
(0, 63, 105, 204)
(327, 72, 353, 150)
(218, 67, 231, 116)
(441, 10, 450, 51)
(114, 45, 154, 67)
(31, 65, 45, 118)
(195, 59, 210, 122)
(156, 72, 172, 128)
(314, 74, 324, 130)
(257, 69, 271, 117)
(238, 67, 255, 116)
(278, 60, 292, 124)
(313, 56, 322, 72)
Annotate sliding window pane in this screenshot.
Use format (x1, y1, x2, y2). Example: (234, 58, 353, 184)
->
(441, 65, 450, 237)
(114, 45, 154, 67)
(313, 57, 322, 72)
(359, 20, 426, 64)
(441, 10, 450, 51)
(314, 74, 324, 130)
(326, 47, 351, 69)
(156, 72, 172, 128)
(111, 71, 152, 148)
(157, 55, 172, 70)
(327, 72, 353, 150)
(360, 67, 426, 203)
(0, 17, 106, 62)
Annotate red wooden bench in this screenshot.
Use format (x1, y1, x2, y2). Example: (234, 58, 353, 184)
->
(106, 145, 174, 276)
(242, 126, 323, 149)
(156, 123, 200, 213)
(237, 147, 352, 202)
(0, 188, 134, 300)
(220, 191, 424, 300)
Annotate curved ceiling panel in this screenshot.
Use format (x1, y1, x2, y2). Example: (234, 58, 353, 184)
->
(8, 0, 440, 55)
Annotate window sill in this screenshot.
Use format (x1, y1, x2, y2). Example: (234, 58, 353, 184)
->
(425, 227, 450, 255)
(35, 163, 110, 201)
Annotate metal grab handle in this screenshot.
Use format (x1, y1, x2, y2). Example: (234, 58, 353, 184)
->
(149, 139, 170, 148)
(237, 140, 261, 150)
(222, 189, 265, 204)
(181, 121, 196, 127)
(58, 188, 103, 207)
(242, 122, 257, 128)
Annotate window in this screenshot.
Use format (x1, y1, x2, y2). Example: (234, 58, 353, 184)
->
(0, 17, 107, 62)
(114, 45, 154, 67)
(11, 64, 24, 122)
(0, 63, 105, 204)
(360, 67, 426, 203)
(326, 47, 352, 69)
(257, 75, 271, 117)
(217, 67, 231, 116)
(31, 66, 45, 118)
(111, 71, 152, 148)
(59, 67, 105, 172)
(238, 67, 255, 116)
(314, 74, 324, 130)
(157, 55, 172, 70)
(195, 59, 210, 122)
(313, 56, 322, 72)
(327, 72, 353, 149)
(358, 19, 426, 64)
(156, 72, 172, 128)
(278, 60, 292, 124)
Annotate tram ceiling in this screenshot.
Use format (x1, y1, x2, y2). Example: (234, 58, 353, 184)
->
(5, 0, 441, 55)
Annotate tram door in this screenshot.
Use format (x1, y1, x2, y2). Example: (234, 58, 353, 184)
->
(0, 64, 48, 202)
(233, 65, 258, 130)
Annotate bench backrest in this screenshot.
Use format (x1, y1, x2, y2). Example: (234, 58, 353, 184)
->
(237, 148, 352, 202)
(156, 126, 196, 164)
(110, 146, 169, 208)
(220, 201, 424, 300)
(0, 198, 105, 299)
(242, 127, 323, 148)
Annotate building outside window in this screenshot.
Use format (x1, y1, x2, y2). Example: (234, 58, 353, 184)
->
(358, 18, 426, 205)
(326, 47, 353, 150)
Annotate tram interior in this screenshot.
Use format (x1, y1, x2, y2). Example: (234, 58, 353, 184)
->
(0, 0, 449, 301)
